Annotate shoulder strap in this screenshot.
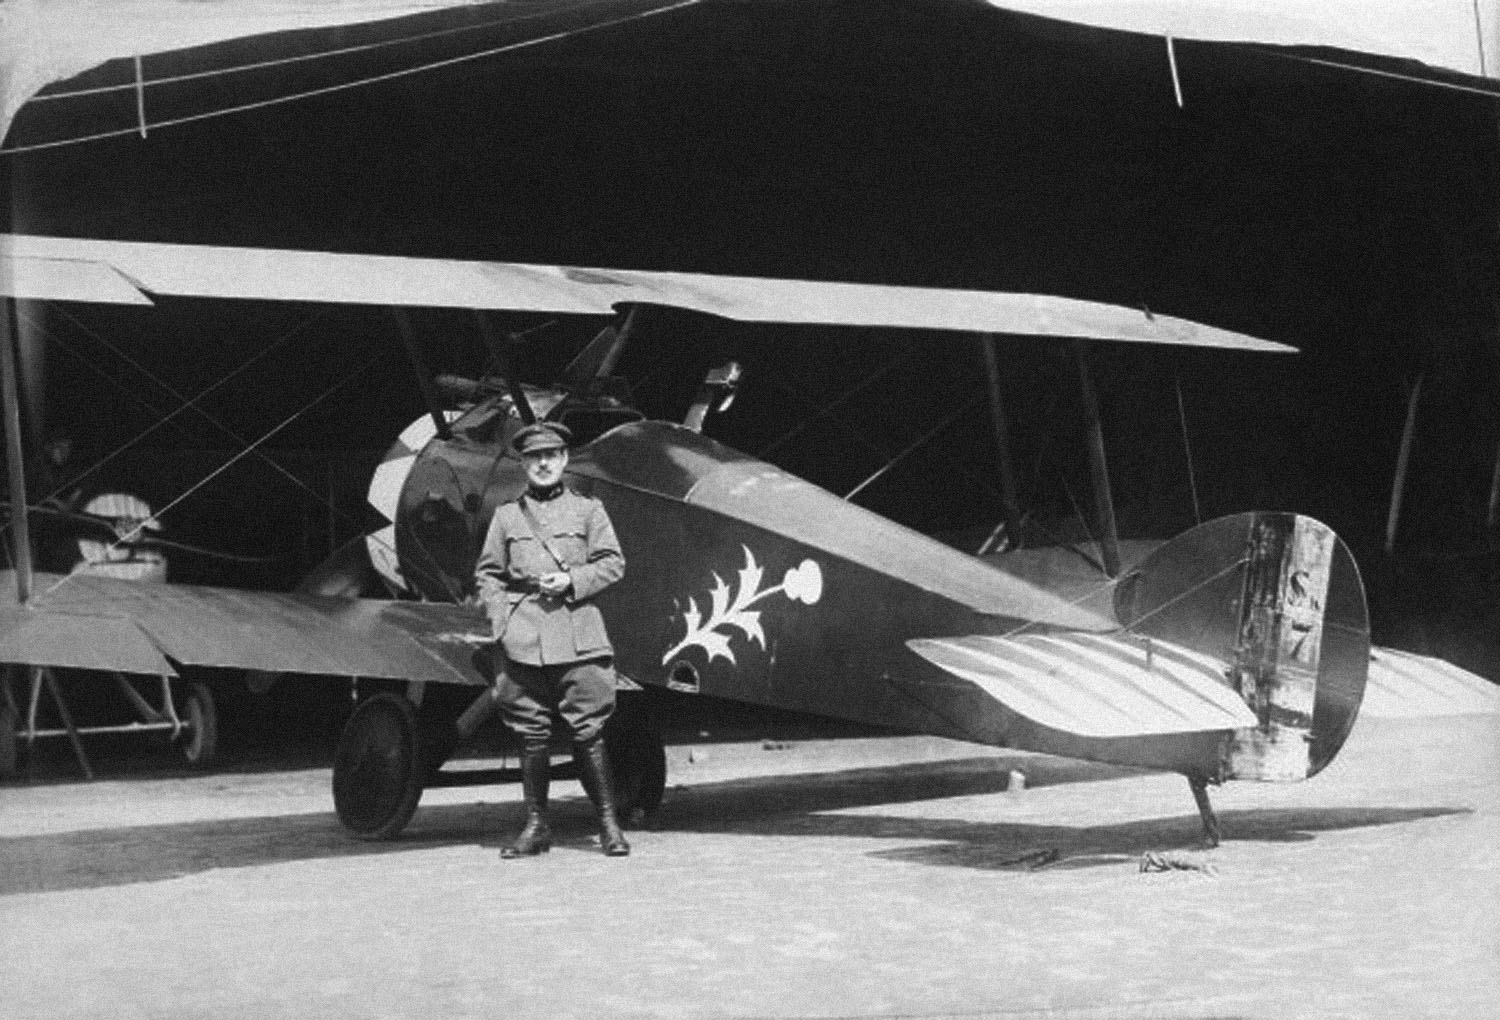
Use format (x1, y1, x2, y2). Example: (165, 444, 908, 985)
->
(517, 495, 569, 571)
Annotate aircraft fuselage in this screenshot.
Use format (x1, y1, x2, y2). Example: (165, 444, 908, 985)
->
(381, 397, 1245, 776)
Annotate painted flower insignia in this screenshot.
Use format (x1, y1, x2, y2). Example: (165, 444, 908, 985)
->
(663, 546, 823, 666)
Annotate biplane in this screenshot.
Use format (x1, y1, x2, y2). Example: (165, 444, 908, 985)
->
(5, 232, 1499, 848)
(2, 0, 1498, 846)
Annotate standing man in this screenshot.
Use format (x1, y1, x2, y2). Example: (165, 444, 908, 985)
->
(476, 421, 630, 858)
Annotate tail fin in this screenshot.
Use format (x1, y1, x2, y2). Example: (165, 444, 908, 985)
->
(1114, 513, 1370, 780)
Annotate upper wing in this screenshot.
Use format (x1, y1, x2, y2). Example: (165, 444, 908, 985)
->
(0, 571, 490, 685)
(0, 233, 1293, 351)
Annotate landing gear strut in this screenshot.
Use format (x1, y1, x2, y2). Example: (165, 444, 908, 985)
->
(1187, 773, 1222, 848)
(333, 692, 425, 840)
(331, 686, 667, 840)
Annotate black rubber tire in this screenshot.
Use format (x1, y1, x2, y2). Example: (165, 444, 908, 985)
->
(177, 681, 218, 766)
(0, 703, 16, 779)
(604, 698, 667, 818)
(419, 717, 463, 777)
(333, 692, 424, 840)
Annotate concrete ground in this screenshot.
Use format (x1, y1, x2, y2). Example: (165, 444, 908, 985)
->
(2, 711, 1497, 1020)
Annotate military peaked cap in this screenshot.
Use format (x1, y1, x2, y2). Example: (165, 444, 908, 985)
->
(511, 421, 573, 455)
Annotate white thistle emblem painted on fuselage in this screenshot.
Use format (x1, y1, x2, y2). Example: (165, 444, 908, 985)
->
(663, 546, 823, 665)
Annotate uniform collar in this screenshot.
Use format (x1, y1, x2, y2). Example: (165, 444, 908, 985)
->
(526, 482, 565, 502)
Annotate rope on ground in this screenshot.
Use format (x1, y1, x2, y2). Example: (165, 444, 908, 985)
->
(1139, 849, 1217, 876)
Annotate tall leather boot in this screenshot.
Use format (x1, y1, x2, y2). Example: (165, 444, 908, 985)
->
(500, 747, 552, 859)
(577, 738, 630, 857)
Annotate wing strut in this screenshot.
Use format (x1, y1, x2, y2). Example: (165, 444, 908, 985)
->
(470, 311, 536, 425)
(1073, 339, 1121, 577)
(391, 308, 452, 442)
(1489, 436, 1500, 530)
(977, 334, 1024, 551)
(1385, 371, 1422, 553)
(0, 298, 34, 602)
(563, 305, 640, 391)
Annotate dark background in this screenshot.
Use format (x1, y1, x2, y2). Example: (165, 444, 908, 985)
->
(3, 0, 1498, 681)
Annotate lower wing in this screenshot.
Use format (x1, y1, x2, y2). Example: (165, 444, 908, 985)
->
(0, 571, 489, 685)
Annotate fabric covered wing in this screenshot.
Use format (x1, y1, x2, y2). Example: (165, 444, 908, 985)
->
(0, 572, 489, 684)
(4, 255, 151, 305)
(0, 234, 1292, 352)
(907, 632, 1257, 738)
(0, 608, 176, 675)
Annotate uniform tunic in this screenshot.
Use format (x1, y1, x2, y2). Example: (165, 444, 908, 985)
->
(476, 487, 624, 663)
(475, 486, 625, 745)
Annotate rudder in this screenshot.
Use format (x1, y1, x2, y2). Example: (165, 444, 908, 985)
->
(1114, 512, 1370, 780)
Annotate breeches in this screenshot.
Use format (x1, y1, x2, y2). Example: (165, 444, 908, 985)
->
(496, 657, 616, 748)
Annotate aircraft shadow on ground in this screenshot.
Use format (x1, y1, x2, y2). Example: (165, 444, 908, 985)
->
(838, 805, 1470, 873)
(647, 758, 1473, 871)
(0, 756, 1472, 895)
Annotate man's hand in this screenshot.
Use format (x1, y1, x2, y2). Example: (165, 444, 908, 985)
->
(538, 571, 572, 598)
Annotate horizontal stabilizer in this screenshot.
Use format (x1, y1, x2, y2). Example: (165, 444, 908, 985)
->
(0, 572, 490, 685)
(907, 632, 1256, 739)
(1362, 648, 1500, 718)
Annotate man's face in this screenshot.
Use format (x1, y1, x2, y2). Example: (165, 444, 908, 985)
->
(523, 446, 568, 488)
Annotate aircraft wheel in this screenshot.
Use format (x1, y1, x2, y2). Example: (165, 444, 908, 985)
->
(419, 717, 463, 777)
(604, 698, 666, 820)
(176, 681, 218, 766)
(0, 703, 16, 779)
(333, 692, 424, 840)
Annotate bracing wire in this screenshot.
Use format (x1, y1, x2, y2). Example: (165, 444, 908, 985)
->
(20, 312, 481, 602)
(1053, 471, 1100, 573)
(966, 551, 1250, 645)
(1245, 44, 1500, 98)
(0, 0, 705, 155)
(18, 305, 331, 512)
(15, 313, 500, 603)
(843, 396, 983, 501)
(5, 4, 1496, 158)
(43, 303, 381, 543)
(26, 0, 618, 104)
(37, 354, 380, 601)
(759, 349, 904, 457)
(1174, 367, 1202, 525)
(761, 373, 1006, 506)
